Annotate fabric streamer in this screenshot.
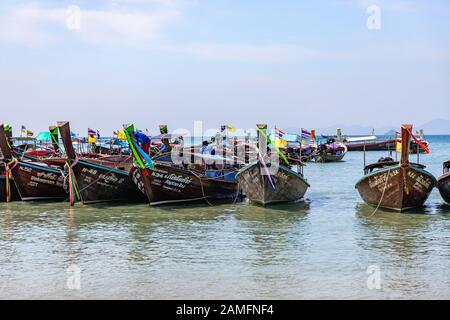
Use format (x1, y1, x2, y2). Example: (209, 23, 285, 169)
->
(256, 127, 289, 165)
(257, 152, 276, 190)
(124, 126, 153, 169)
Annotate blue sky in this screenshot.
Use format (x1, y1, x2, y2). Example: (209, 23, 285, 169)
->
(1, 0, 449, 135)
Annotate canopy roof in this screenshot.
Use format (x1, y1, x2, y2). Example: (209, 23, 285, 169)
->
(345, 136, 377, 143)
(35, 131, 50, 141)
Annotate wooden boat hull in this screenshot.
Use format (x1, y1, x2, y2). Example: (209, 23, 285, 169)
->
(9, 161, 68, 201)
(315, 143, 347, 162)
(316, 153, 346, 162)
(346, 140, 396, 151)
(71, 160, 147, 204)
(437, 173, 450, 204)
(236, 162, 309, 206)
(130, 164, 239, 205)
(0, 175, 20, 201)
(58, 121, 146, 204)
(355, 165, 436, 211)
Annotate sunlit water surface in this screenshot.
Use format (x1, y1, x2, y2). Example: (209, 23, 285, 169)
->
(1, 136, 449, 299)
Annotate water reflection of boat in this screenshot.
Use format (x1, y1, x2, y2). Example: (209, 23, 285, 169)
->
(437, 160, 450, 204)
(355, 202, 435, 266)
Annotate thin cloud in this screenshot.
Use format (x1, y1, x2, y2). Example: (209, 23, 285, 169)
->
(0, 4, 181, 47)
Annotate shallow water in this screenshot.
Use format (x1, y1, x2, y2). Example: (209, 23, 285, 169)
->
(1, 136, 449, 299)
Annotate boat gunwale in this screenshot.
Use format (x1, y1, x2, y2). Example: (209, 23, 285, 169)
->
(236, 160, 310, 187)
(355, 164, 437, 187)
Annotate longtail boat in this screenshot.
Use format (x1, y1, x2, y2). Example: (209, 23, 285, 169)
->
(58, 121, 146, 204)
(0, 124, 68, 201)
(314, 128, 347, 162)
(124, 124, 239, 206)
(355, 124, 436, 212)
(236, 124, 310, 206)
(315, 139, 347, 162)
(437, 160, 450, 204)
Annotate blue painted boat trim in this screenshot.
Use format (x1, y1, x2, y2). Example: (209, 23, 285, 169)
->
(18, 161, 61, 174)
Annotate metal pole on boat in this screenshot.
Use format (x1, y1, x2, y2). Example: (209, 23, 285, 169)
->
(222, 129, 226, 167)
(363, 142, 366, 168)
(417, 142, 420, 164)
(300, 128, 303, 175)
(245, 132, 249, 164)
(233, 135, 237, 166)
(191, 136, 194, 165)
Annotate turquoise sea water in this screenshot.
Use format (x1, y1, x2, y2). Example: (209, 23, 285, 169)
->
(1, 136, 449, 299)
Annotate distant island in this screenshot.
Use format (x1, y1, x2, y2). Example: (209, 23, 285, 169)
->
(292, 118, 450, 136)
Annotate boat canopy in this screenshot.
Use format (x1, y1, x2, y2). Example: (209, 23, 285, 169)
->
(345, 136, 377, 143)
(35, 131, 51, 141)
(268, 133, 301, 143)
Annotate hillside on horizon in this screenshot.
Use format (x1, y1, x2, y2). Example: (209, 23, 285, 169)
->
(286, 119, 450, 136)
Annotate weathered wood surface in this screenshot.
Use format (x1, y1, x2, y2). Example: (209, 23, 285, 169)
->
(5, 161, 68, 201)
(70, 160, 147, 204)
(236, 161, 309, 206)
(0, 125, 68, 201)
(58, 121, 146, 204)
(355, 164, 436, 211)
(131, 164, 239, 206)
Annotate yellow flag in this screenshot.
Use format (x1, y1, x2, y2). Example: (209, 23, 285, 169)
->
(274, 137, 287, 148)
(88, 136, 97, 143)
(226, 125, 235, 132)
(117, 130, 126, 142)
(396, 141, 402, 153)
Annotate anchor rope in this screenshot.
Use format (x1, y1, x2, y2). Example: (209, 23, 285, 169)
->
(367, 166, 393, 217)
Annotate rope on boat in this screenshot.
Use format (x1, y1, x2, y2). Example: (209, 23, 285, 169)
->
(3, 158, 18, 203)
(188, 168, 240, 206)
(64, 155, 133, 205)
(367, 166, 392, 217)
(188, 169, 214, 206)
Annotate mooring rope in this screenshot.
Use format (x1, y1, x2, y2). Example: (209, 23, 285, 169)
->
(367, 166, 393, 217)
(187, 166, 240, 206)
(62, 155, 132, 204)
